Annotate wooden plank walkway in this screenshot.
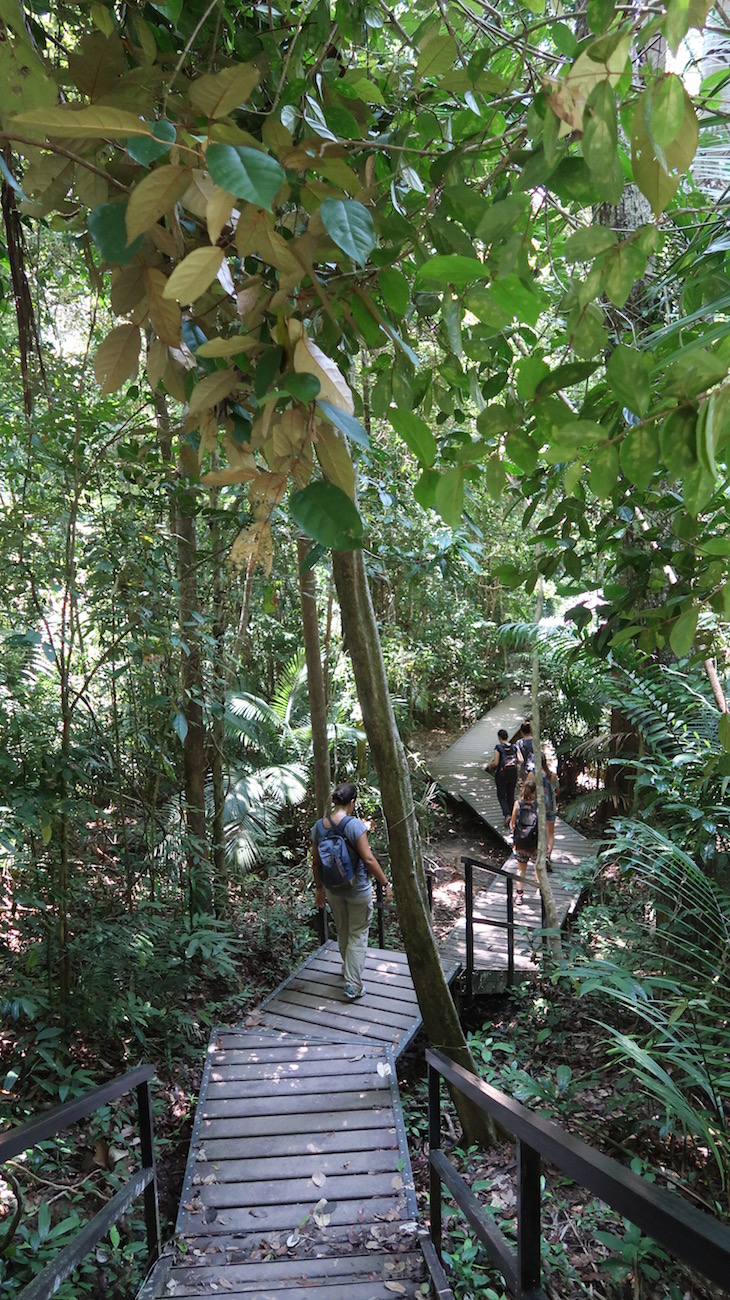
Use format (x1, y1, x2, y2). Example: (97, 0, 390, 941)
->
(252, 941, 458, 1057)
(429, 693, 594, 987)
(141, 694, 596, 1296)
(141, 1029, 427, 1298)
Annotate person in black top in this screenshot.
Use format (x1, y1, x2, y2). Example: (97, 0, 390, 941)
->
(486, 728, 520, 825)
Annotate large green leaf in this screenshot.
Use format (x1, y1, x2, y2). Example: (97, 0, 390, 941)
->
(434, 467, 464, 527)
(88, 203, 143, 265)
(206, 144, 285, 211)
(619, 426, 660, 490)
(289, 481, 364, 550)
(607, 345, 651, 416)
(414, 255, 485, 289)
(317, 400, 369, 448)
(320, 198, 375, 266)
(389, 408, 437, 466)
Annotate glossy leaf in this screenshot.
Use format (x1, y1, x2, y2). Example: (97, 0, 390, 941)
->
(320, 199, 376, 266)
(389, 409, 437, 467)
(206, 144, 285, 211)
(290, 481, 364, 550)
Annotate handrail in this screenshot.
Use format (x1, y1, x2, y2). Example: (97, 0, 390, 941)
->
(426, 1047, 730, 1297)
(1, 1065, 160, 1299)
(463, 855, 546, 994)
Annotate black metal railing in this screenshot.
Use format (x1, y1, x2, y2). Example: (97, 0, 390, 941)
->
(463, 855, 546, 995)
(318, 863, 433, 950)
(1, 1065, 160, 1299)
(427, 1048, 730, 1298)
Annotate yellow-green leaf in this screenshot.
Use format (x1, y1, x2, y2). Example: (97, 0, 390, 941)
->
(93, 323, 141, 395)
(416, 34, 458, 82)
(189, 63, 261, 119)
(12, 105, 152, 138)
(162, 247, 225, 303)
(294, 336, 354, 413)
(126, 166, 191, 242)
(669, 607, 698, 658)
(195, 335, 257, 358)
(188, 368, 240, 416)
(314, 423, 355, 498)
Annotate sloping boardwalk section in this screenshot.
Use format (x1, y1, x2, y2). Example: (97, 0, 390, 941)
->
(140, 943, 456, 1299)
(429, 693, 594, 986)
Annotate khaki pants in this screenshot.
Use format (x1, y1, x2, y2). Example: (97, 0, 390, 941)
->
(325, 890, 373, 994)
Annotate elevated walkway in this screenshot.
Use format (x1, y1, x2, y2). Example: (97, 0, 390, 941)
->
(140, 943, 456, 1300)
(429, 693, 594, 986)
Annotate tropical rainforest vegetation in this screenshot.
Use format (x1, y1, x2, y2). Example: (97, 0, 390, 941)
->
(1, 0, 729, 1294)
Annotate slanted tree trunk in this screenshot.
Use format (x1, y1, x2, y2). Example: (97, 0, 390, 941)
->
(176, 489, 212, 916)
(298, 536, 330, 818)
(531, 579, 560, 955)
(332, 548, 495, 1146)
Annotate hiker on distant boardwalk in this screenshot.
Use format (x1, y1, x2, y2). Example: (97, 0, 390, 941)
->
(312, 782, 392, 1002)
(510, 774, 538, 904)
(486, 728, 519, 826)
(542, 753, 559, 869)
(515, 720, 535, 781)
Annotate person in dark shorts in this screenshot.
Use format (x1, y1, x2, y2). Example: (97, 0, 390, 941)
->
(486, 728, 519, 826)
(510, 774, 538, 904)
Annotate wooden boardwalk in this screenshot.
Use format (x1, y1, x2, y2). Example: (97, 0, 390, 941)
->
(141, 694, 595, 1296)
(429, 693, 594, 987)
(140, 948, 447, 1300)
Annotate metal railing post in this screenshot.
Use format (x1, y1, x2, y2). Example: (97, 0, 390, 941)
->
(464, 858, 474, 999)
(136, 1078, 161, 1264)
(517, 1138, 541, 1293)
(373, 881, 383, 948)
(428, 1062, 443, 1259)
(506, 875, 514, 987)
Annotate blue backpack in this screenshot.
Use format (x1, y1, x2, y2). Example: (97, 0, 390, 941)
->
(317, 815, 359, 888)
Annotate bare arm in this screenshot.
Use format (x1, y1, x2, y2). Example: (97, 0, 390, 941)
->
(486, 747, 500, 771)
(313, 842, 326, 906)
(510, 800, 519, 832)
(356, 832, 393, 902)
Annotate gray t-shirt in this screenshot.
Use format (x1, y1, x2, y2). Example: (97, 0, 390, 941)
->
(312, 814, 372, 897)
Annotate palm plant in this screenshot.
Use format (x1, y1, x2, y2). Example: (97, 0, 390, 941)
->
(566, 819, 730, 1196)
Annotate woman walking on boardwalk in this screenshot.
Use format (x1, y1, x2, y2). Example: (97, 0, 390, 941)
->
(312, 783, 392, 1001)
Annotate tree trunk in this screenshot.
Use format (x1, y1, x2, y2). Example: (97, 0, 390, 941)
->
(176, 499, 212, 916)
(530, 578, 561, 955)
(297, 536, 331, 818)
(332, 548, 495, 1146)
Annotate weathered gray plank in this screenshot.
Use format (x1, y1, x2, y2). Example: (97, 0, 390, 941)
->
(271, 988, 416, 1030)
(193, 1148, 399, 1184)
(199, 1109, 396, 1140)
(201, 1088, 391, 1119)
(164, 1249, 423, 1291)
(177, 1192, 408, 1236)
(208, 1041, 388, 1069)
(209, 1054, 387, 1082)
(205, 1068, 389, 1099)
(199, 1127, 398, 1161)
(192, 1169, 407, 1209)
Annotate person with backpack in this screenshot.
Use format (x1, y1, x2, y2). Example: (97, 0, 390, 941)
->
(312, 782, 392, 1001)
(486, 728, 519, 826)
(542, 753, 559, 869)
(515, 720, 535, 782)
(509, 774, 539, 904)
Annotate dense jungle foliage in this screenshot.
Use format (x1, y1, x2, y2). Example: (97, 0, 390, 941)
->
(1, 0, 730, 1295)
